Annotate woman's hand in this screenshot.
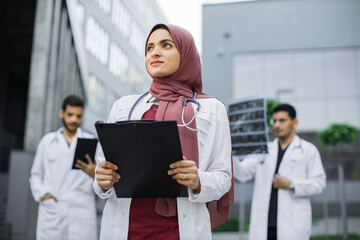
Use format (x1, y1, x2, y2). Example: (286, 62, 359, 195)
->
(95, 161, 121, 191)
(168, 156, 201, 193)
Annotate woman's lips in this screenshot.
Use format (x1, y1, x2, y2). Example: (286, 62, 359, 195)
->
(151, 61, 164, 66)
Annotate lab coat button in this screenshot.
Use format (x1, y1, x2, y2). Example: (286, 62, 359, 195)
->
(122, 212, 125, 216)
(183, 214, 186, 218)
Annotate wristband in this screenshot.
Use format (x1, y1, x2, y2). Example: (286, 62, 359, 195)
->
(288, 182, 295, 191)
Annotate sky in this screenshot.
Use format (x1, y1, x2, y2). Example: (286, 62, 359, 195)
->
(156, 0, 243, 55)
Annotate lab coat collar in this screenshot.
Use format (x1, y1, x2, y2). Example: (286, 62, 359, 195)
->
(291, 135, 301, 148)
(54, 127, 83, 143)
(273, 134, 301, 150)
(276, 134, 301, 174)
(146, 93, 160, 104)
(128, 93, 155, 120)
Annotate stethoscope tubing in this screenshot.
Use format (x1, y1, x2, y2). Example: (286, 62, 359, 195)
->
(127, 91, 201, 133)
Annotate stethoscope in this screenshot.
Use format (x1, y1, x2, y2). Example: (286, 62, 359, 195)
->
(128, 91, 201, 133)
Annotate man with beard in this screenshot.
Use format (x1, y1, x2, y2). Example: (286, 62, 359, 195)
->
(29, 95, 97, 240)
(233, 104, 326, 240)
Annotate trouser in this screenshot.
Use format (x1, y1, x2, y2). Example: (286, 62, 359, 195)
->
(267, 227, 277, 240)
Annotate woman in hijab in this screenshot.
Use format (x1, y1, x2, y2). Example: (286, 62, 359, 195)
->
(94, 23, 233, 240)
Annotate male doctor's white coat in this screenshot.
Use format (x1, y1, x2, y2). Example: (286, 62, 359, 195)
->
(233, 135, 326, 240)
(29, 127, 97, 240)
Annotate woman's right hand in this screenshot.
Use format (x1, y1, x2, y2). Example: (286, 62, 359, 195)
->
(95, 161, 121, 191)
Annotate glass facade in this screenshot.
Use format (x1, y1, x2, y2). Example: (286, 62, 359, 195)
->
(85, 16, 109, 65)
(74, 0, 166, 128)
(94, 0, 111, 14)
(111, 0, 131, 38)
(109, 42, 129, 78)
(130, 21, 145, 55)
(88, 75, 107, 116)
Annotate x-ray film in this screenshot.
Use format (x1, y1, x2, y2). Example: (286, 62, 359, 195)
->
(228, 97, 269, 159)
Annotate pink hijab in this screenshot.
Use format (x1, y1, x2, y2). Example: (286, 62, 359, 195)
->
(146, 23, 234, 229)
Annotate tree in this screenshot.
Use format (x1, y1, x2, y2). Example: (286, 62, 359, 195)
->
(317, 123, 358, 148)
(266, 98, 280, 129)
(317, 123, 358, 240)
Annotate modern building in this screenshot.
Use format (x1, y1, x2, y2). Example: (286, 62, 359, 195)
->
(203, 0, 360, 132)
(73, 0, 166, 133)
(1, 0, 166, 239)
(202, 0, 360, 232)
(202, 0, 360, 177)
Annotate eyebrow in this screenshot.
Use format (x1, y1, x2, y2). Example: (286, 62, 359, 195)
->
(147, 39, 175, 46)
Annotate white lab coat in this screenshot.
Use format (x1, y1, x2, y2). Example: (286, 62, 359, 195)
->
(29, 127, 97, 240)
(93, 93, 232, 240)
(233, 135, 326, 240)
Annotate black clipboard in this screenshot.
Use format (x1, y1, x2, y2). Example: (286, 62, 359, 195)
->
(95, 120, 188, 198)
(72, 138, 98, 169)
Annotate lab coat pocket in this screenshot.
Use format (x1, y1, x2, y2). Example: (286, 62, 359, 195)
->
(69, 196, 97, 239)
(39, 198, 59, 224)
(287, 158, 307, 179)
(46, 146, 58, 163)
(292, 208, 311, 232)
(38, 199, 68, 239)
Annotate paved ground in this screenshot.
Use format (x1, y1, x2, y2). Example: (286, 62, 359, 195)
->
(97, 214, 360, 239)
(213, 232, 247, 240)
(212, 217, 360, 240)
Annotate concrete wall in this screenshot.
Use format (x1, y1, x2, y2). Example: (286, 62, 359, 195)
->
(6, 150, 37, 240)
(202, 0, 360, 107)
(231, 180, 360, 217)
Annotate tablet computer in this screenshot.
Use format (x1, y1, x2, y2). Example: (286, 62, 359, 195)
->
(72, 138, 98, 169)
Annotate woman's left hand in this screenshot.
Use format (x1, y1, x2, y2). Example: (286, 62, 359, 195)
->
(168, 156, 201, 193)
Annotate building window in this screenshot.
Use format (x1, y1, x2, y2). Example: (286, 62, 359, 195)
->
(94, 0, 111, 15)
(130, 21, 145, 56)
(88, 75, 107, 116)
(109, 42, 129, 80)
(112, 0, 131, 38)
(85, 16, 109, 65)
(147, 6, 156, 29)
(128, 62, 152, 92)
(128, 62, 143, 84)
(75, 1, 85, 26)
(107, 89, 119, 114)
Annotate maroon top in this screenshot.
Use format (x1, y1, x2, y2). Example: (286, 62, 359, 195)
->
(128, 104, 179, 240)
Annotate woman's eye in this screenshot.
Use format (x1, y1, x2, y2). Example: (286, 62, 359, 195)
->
(163, 43, 171, 48)
(147, 46, 153, 52)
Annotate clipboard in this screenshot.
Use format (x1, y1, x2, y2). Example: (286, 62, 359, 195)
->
(95, 120, 188, 198)
(72, 138, 98, 169)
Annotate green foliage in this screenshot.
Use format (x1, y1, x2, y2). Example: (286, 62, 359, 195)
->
(212, 216, 239, 232)
(312, 217, 322, 226)
(266, 98, 280, 128)
(212, 216, 249, 232)
(317, 123, 358, 148)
